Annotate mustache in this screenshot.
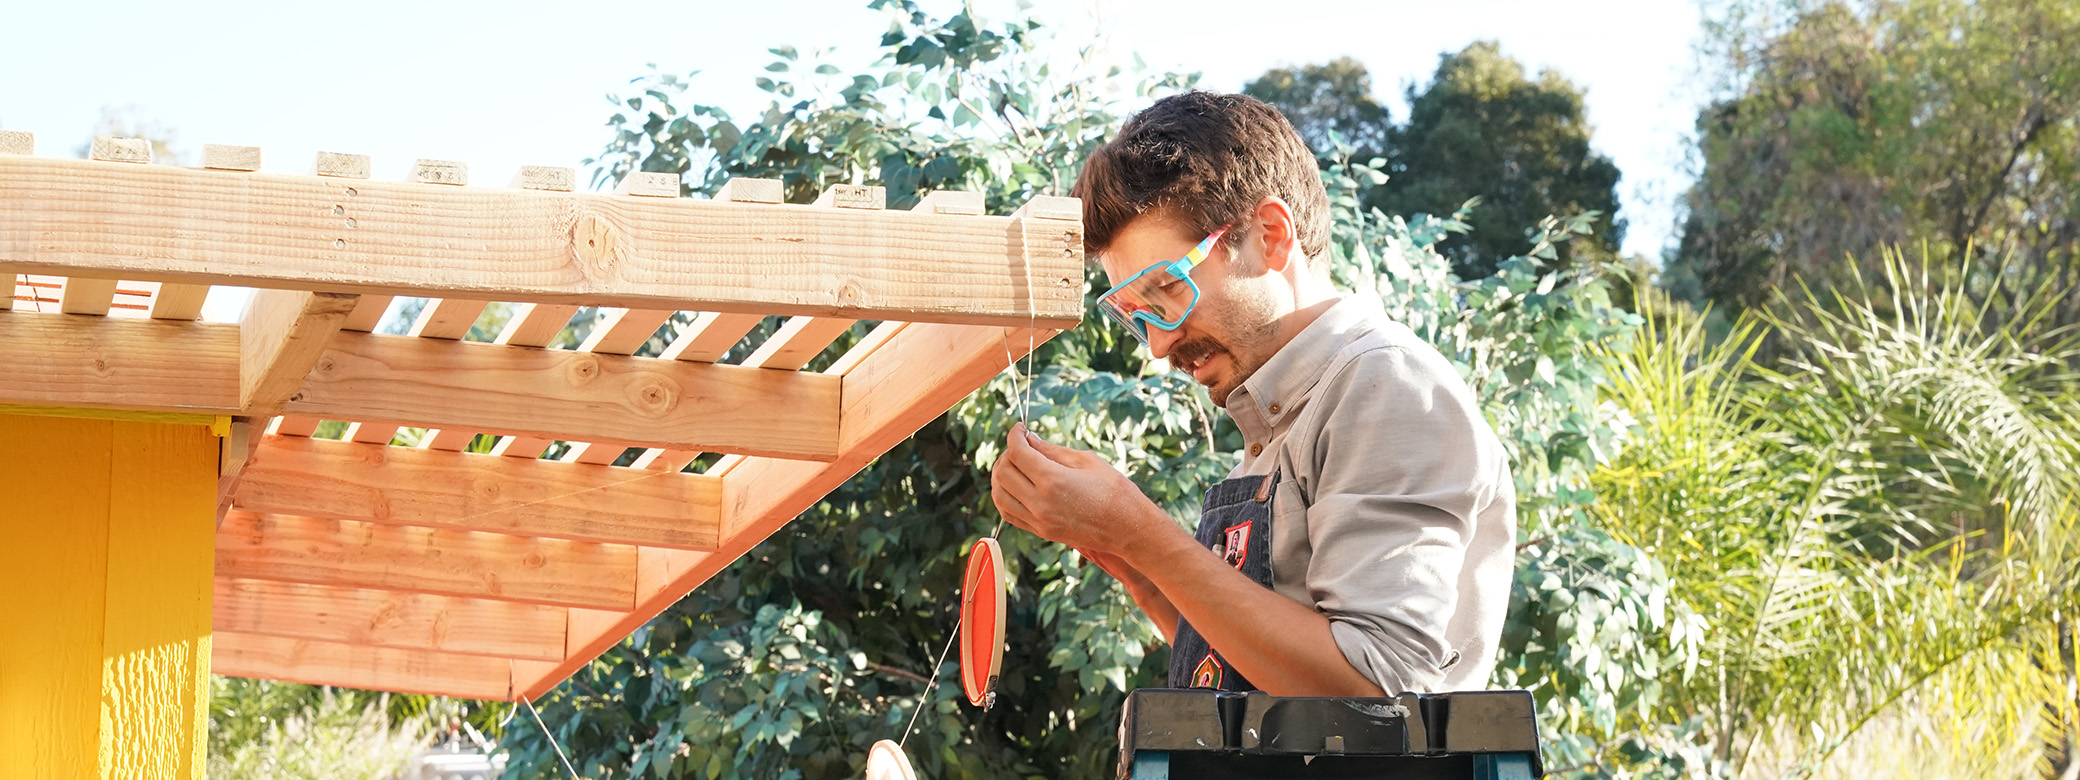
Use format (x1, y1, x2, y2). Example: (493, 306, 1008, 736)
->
(1170, 338, 1225, 370)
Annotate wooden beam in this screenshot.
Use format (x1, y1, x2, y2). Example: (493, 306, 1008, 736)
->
(0, 312, 239, 413)
(235, 435, 721, 549)
(213, 579, 566, 661)
(0, 156, 1084, 327)
(282, 331, 842, 459)
(520, 321, 1058, 698)
(216, 511, 637, 609)
(213, 632, 518, 700)
(239, 289, 357, 415)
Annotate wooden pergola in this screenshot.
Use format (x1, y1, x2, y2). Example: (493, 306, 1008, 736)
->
(0, 132, 1079, 774)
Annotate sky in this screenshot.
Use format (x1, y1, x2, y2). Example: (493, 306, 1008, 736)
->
(1, 0, 1708, 318)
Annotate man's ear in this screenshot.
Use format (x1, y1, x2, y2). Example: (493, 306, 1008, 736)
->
(1251, 197, 1300, 273)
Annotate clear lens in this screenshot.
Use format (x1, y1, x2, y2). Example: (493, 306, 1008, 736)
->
(1097, 264, 1195, 342)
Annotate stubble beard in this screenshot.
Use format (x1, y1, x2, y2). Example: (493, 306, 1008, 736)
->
(1174, 290, 1284, 408)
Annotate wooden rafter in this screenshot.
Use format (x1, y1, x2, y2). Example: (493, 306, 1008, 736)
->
(216, 511, 639, 609)
(0, 156, 1082, 327)
(282, 331, 843, 459)
(235, 435, 721, 549)
(213, 578, 567, 661)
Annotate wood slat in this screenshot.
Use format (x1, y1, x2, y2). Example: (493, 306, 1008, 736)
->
(0, 313, 238, 413)
(59, 276, 119, 315)
(0, 156, 1084, 328)
(576, 308, 673, 355)
(420, 428, 476, 451)
(405, 298, 489, 340)
(216, 511, 637, 610)
(522, 321, 1059, 698)
(340, 295, 394, 332)
(494, 302, 579, 347)
(213, 632, 518, 700)
(658, 312, 763, 363)
(282, 331, 842, 459)
(740, 316, 855, 371)
(148, 282, 210, 320)
(344, 422, 398, 444)
(491, 436, 551, 459)
(214, 579, 565, 661)
(236, 435, 720, 549)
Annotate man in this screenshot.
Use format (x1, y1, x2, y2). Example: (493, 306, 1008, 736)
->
(990, 91, 1515, 697)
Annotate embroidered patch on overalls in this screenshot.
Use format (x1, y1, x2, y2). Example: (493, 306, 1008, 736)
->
(1222, 521, 1252, 569)
(1191, 653, 1224, 688)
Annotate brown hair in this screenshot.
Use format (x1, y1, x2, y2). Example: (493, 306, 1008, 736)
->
(1072, 91, 1331, 264)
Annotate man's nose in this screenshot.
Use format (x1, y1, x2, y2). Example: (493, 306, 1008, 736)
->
(1146, 326, 1183, 360)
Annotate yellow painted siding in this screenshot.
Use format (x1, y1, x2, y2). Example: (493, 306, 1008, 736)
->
(0, 414, 216, 780)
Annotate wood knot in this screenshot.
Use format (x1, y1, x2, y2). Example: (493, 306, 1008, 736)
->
(571, 212, 627, 280)
(627, 375, 679, 416)
(567, 355, 601, 384)
(836, 280, 867, 307)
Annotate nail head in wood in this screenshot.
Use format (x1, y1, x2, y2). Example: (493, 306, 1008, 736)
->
(617, 171, 679, 198)
(314, 151, 371, 179)
(1012, 194, 1081, 222)
(512, 165, 576, 192)
(203, 143, 263, 171)
(814, 184, 886, 210)
(0, 130, 32, 155)
(715, 177, 784, 204)
(914, 190, 984, 216)
(90, 137, 153, 164)
(411, 159, 468, 186)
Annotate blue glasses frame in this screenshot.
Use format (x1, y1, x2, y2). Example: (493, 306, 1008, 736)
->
(1095, 227, 1228, 343)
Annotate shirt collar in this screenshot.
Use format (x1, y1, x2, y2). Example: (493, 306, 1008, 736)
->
(1225, 294, 1386, 442)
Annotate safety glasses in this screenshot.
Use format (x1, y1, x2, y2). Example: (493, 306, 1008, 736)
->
(1096, 227, 1228, 344)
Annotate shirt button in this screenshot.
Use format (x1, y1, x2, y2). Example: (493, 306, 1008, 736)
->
(1268, 403, 1282, 415)
(1249, 443, 1264, 457)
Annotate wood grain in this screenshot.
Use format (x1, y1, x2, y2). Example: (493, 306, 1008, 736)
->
(216, 511, 638, 609)
(282, 331, 841, 459)
(239, 289, 357, 415)
(236, 434, 721, 549)
(213, 632, 518, 700)
(0, 156, 1083, 327)
(213, 579, 566, 661)
(0, 312, 240, 413)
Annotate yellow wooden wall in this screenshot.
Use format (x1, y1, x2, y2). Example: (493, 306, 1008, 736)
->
(0, 414, 216, 779)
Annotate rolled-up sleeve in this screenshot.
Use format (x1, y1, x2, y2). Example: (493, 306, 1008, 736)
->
(1301, 345, 1495, 695)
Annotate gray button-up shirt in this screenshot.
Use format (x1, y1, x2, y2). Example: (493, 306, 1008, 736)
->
(1223, 294, 1515, 694)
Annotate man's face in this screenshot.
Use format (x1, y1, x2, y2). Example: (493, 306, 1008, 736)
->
(1097, 214, 1287, 406)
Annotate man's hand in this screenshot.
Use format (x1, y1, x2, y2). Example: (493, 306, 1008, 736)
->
(989, 424, 1173, 559)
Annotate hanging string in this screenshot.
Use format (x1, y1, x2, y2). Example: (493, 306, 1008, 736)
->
(523, 693, 582, 780)
(898, 209, 1045, 745)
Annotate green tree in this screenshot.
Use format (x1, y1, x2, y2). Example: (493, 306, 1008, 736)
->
(1247, 46, 1625, 281)
(1377, 42, 1625, 279)
(1242, 57, 1390, 163)
(1669, 0, 2080, 317)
